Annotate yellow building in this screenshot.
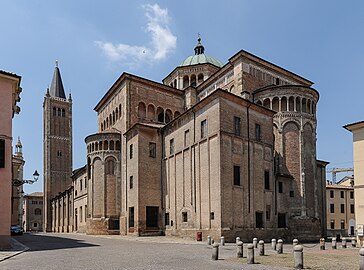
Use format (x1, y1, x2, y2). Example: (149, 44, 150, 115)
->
(344, 121, 364, 246)
(326, 176, 355, 239)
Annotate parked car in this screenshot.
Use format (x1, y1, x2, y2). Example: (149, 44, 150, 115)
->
(10, 224, 23, 235)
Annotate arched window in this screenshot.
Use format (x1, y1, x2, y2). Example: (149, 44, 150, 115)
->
(109, 114, 112, 125)
(57, 108, 61, 116)
(147, 104, 155, 120)
(165, 109, 172, 123)
(35, 208, 41, 215)
(183, 75, 189, 89)
(106, 117, 109, 128)
(119, 104, 122, 118)
(289, 96, 295, 111)
(197, 73, 204, 84)
(256, 100, 263, 106)
(272, 97, 279, 112)
(138, 102, 146, 118)
(281, 97, 287, 111)
(87, 157, 91, 179)
(110, 140, 115, 150)
(296, 97, 301, 112)
(302, 98, 307, 113)
(157, 107, 164, 123)
(99, 141, 103, 150)
(190, 74, 197, 87)
(104, 140, 109, 150)
(263, 98, 270, 109)
(61, 109, 65, 117)
(174, 79, 177, 88)
(174, 111, 180, 118)
(113, 111, 116, 124)
(105, 157, 116, 175)
(95, 142, 99, 151)
(116, 108, 119, 120)
(53, 107, 56, 116)
(101, 123, 104, 131)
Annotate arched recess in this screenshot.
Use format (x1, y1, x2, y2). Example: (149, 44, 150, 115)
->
(303, 123, 315, 217)
(174, 111, 181, 119)
(157, 107, 164, 122)
(183, 75, 189, 88)
(165, 109, 173, 123)
(99, 141, 103, 150)
(312, 102, 316, 114)
(296, 97, 301, 112)
(190, 74, 197, 87)
(103, 120, 106, 130)
(289, 96, 294, 111)
(302, 98, 307, 113)
(307, 100, 312, 114)
(101, 123, 104, 131)
(104, 140, 109, 150)
(281, 97, 287, 111)
(138, 102, 146, 119)
(116, 108, 119, 120)
(119, 104, 122, 118)
(109, 140, 115, 150)
(197, 73, 204, 84)
(92, 157, 103, 216)
(109, 114, 112, 125)
(91, 143, 95, 152)
(256, 100, 263, 106)
(105, 156, 117, 216)
(263, 98, 270, 109)
(147, 104, 155, 120)
(272, 97, 279, 112)
(282, 121, 300, 179)
(174, 79, 177, 88)
(95, 142, 99, 151)
(113, 111, 116, 124)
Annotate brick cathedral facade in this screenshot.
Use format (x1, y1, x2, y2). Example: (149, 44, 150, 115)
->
(46, 38, 328, 241)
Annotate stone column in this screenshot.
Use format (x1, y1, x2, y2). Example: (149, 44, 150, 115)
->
(360, 248, 364, 270)
(207, 235, 211, 245)
(320, 238, 325, 250)
(258, 240, 265, 256)
(220, 236, 225, 246)
(332, 237, 337, 249)
(293, 239, 298, 248)
(237, 241, 243, 258)
(236, 237, 241, 244)
(247, 244, 254, 264)
(294, 245, 304, 269)
(277, 239, 283, 254)
(253, 238, 258, 248)
(212, 243, 219, 260)
(272, 239, 277, 250)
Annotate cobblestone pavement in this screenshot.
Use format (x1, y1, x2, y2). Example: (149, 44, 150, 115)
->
(0, 233, 360, 269)
(0, 237, 28, 262)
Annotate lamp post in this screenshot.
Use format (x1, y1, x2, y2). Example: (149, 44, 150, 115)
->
(12, 170, 39, 228)
(12, 170, 39, 186)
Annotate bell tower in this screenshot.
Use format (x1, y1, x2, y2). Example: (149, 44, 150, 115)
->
(43, 61, 73, 232)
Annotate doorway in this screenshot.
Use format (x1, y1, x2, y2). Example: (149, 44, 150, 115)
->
(146, 206, 159, 228)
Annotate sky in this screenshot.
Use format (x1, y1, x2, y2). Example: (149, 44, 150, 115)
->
(1, 1, 363, 194)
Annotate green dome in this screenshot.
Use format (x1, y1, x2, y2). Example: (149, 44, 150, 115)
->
(179, 36, 223, 68)
(180, 53, 223, 67)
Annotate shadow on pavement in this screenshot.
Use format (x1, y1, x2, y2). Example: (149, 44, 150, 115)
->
(13, 233, 99, 252)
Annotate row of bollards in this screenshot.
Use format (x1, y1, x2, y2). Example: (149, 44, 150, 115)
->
(210, 236, 303, 268)
(210, 236, 363, 269)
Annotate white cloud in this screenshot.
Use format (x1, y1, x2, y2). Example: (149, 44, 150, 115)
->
(95, 4, 176, 66)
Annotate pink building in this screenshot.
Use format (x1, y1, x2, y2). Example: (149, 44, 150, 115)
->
(0, 70, 22, 249)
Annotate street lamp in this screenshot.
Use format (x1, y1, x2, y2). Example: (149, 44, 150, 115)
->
(12, 170, 39, 186)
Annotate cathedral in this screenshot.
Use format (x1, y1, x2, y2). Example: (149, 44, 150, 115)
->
(44, 38, 327, 241)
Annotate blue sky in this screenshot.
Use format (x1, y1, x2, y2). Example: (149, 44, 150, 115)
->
(1, 1, 363, 193)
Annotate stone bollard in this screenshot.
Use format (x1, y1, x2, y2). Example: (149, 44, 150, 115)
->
(258, 240, 265, 256)
(277, 239, 283, 254)
(211, 239, 214, 245)
(237, 241, 244, 258)
(360, 248, 364, 270)
(207, 235, 212, 245)
(320, 238, 325, 250)
(332, 237, 337, 249)
(247, 244, 254, 264)
(342, 237, 347, 248)
(220, 236, 225, 246)
(272, 238, 277, 250)
(236, 236, 241, 244)
(294, 245, 304, 269)
(253, 238, 258, 248)
(293, 239, 299, 248)
(212, 242, 219, 260)
(352, 238, 357, 248)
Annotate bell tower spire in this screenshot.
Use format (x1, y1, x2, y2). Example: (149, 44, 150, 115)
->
(49, 60, 66, 99)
